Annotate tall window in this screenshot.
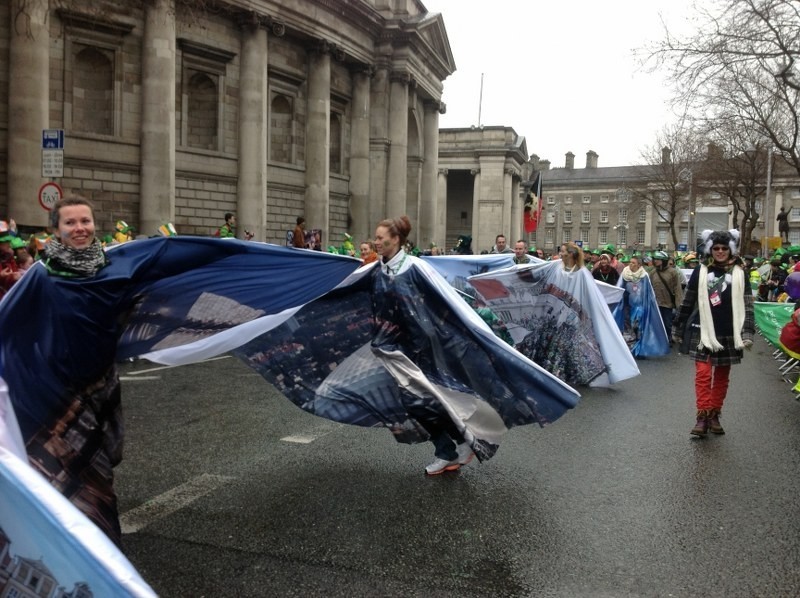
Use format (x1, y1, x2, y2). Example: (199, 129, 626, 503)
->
(618, 208, 628, 223)
(563, 229, 572, 243)
(790, 207, 800, 222)
(581, 229, 590, 243)
(618, 228, 627, 246)
(658, 229, 668, 245)
(600, 210, 609, 223)
(73, 46, 114, 135)
(545, 229, 554, 246)
(564, 210, 572, 224)
(186, 71, 218, 150)
(270, 94, 294, 163)
(639, 208, 647, 223)
(546, 211, 556, 224)
(582, 210, 590, 224)
(330, 113, 342, 173)
(599, 229, 608, 244)
(637, 230, 645, 245)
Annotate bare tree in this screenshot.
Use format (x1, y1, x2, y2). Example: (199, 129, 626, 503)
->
(647, 0, 800, 177)
(693, 127, 771, 253)
(633, 125, 707, 248)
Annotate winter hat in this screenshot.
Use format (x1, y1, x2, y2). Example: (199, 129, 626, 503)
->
(701, 229, 739, 257)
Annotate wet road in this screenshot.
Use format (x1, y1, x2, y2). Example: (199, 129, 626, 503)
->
(117, 336, 800, 597)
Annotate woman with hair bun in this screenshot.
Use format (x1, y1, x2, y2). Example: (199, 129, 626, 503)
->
(372, 216, 473, 474)
(672, 229, 754, 437)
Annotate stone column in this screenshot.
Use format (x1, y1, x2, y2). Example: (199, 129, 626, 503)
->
(368, 58, 390, 226)
(237, 19, 269, 240)
(8, 0, 49, 226)
(140, 0, 176, 235)
(349, 65, 372, 242)
(386, 71, 409, 218)
(502, 167, 514, 240)
(419, 100, 440, 249)
(436, 169, 448, 249)
(509, 172, 521, 243)
(305, 41, 331, 246)
(470, 168, 481, 250)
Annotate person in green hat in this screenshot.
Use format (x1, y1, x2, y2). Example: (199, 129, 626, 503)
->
(0, 233, 22, 296)
(10, 235, 34, 271)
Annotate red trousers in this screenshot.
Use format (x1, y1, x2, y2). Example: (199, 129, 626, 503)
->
(695, 359, 731, 410)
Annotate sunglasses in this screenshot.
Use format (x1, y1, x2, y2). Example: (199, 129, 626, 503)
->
(711, 246, 729, 251)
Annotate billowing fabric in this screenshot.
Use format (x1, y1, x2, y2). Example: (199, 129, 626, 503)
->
(233, 259, 580, 462)
(613, 272, 671, 357)
(419, 253, 517, 297)
(0, 446, 156, 598)
(0, 237, 361, 568)
(467, 260, 639, 387)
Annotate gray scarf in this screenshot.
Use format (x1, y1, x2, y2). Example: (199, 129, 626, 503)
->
(43, 238, 107, 277)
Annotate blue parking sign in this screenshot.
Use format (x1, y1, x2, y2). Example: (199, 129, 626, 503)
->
(42, 129, 64, 150)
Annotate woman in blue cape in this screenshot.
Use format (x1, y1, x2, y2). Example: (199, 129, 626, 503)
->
(613, 255, 670, 357)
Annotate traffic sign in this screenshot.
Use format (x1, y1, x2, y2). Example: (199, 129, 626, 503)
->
(42, 149, 64, 178)
(38, 182, 63, 211)
(42, 129, 64, 149)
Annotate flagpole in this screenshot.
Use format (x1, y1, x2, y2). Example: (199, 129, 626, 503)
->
(477, 73, 484, 126)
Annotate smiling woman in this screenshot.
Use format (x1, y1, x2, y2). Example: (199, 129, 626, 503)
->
(43, 196, 107, 278)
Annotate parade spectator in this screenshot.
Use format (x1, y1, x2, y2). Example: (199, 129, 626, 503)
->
(293, 217, 307, 248)
(650, 250, 683, 337)
(779, 306, 800, 358)
(672, 229, 754, 436)
(0, 233, 21, 296)
(758, 259, 787, 301)
(359, 239, 378, 265)
(559, 242, 584, 272)
(513, 240, 531, 264)
(373, 215, 473, 475)
(217, 212, 236, 238)
(11, 237, 34, 272)
(592, 253, 619, 285)
(490, 234, 513, 254)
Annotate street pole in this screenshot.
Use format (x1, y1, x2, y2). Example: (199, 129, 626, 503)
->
(764, 145, 774, 257)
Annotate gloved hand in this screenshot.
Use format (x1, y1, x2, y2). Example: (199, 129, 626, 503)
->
(743, 339, 753, 350)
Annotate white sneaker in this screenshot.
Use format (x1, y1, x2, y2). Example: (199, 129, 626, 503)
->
(424, 457, 460, 476)
(456, 442, 474, 465)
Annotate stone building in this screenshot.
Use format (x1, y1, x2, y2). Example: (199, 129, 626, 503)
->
(0, 0, 455, 247)
(524, 150, 800, 255)
(437, 126, 528, 253)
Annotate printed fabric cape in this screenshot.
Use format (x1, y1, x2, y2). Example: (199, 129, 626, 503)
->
(233, 258, 581, 462)
(612, 272, 671, 357)
(753, 301, 794, 348)
(467, 260, 639, 387)
(0, 237, 362, 592)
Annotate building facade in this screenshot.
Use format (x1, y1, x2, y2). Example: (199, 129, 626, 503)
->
(525, 150, 800, 255)
(0, 0, 455, 247)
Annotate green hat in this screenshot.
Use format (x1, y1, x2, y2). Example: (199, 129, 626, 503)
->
(620, 255, 630, 263)
(10, 236, 26, 249)
(0, 234, 14, 243)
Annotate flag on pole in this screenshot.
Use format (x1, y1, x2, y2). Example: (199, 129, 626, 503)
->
(524, 172, 543, 233)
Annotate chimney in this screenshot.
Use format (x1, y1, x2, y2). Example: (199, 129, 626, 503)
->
(529, 153, 540, 171)
(565, 151, 575, 170)
(586, 150, 598, 169)
(539, 159, 551, 171)
(661, 146, 672, 165)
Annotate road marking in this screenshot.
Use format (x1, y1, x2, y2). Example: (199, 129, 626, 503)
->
(126, 355, 231, 376)
(120, 473, 235, 534)
(119, 375, 162, 381)
(281, 424, 342, 444)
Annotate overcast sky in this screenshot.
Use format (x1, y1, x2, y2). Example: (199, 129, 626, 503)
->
(423, 0, 695, 168)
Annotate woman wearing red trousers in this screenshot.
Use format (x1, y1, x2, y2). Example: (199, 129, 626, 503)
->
(671, 229, 754, 436)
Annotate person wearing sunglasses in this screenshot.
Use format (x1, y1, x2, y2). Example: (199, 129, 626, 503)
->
(671, 230, 754, 437)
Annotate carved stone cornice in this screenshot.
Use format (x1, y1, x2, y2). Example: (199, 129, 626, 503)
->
(350, 63, 375, 78)
(470, 168, 480, 176)
(389, 71, 412, 85)
(308, 38, 345, 61)
(438, 168, 449, 176)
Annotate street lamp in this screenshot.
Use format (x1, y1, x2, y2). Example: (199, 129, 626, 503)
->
(679, 168, 694, 250)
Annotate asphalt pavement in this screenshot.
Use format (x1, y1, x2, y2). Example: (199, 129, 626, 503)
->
(116, 336, 800, 597)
